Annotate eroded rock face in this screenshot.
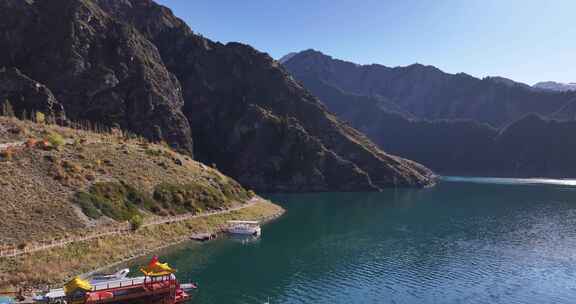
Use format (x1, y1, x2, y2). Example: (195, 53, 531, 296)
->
(0, 0, 193, 154)
(0, 0, 435, 192)
(0, 68, 65, 122)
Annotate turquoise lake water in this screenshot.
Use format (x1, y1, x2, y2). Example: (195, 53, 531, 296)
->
(135, 177, 576, 303)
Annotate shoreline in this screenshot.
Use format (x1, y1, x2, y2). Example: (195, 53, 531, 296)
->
(79, 201, 285, 280)
(0, 198, 285, 291)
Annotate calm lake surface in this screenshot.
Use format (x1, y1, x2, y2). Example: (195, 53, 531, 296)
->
(150, 177, 576, 303)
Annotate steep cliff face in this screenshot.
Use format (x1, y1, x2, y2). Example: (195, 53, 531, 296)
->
(282, 50, 576, 178)
(0, 0, 435, 192)
(0, 0, 193, 154)
(493, 114, 576, 177)
(288, 72, 500, 175)
(284, 50, 576, 128)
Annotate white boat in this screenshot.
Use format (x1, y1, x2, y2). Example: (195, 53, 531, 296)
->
(226, 220, 261, 236)
(90, 268, 130, 284)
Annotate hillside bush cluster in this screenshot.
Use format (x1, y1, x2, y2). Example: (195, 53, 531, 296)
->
(75, 180, 250, 221)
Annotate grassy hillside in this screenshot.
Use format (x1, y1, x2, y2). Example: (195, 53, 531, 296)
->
(0, 116, 283, 288)
(0, 117, 254, 243)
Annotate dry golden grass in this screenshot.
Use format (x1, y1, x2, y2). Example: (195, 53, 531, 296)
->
(0, 117, 250, 243)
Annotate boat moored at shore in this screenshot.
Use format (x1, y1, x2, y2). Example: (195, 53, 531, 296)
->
(226, 220, 262, 236)
(34, 257, 195, 304)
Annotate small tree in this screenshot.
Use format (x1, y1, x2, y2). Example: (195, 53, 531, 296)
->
(0, 148, 14, 161)
(46, 131, 65, 148)
(35, 111, 46, 124)
(130, 214, 144, 231)
(1, 100, 15, 117)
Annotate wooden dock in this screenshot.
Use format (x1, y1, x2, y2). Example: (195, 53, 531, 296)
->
(190, 232, 217, 242)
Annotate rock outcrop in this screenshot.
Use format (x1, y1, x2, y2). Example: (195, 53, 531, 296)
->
(0, 68, 65, 121)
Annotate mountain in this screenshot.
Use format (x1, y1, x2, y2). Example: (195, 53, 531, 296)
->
(279, 52, 298, 64)
(283, 49, 576, 128)
(484, 76, 533, 90)
(492, 114, 576, 177)
(533, 81, 576, 92)
(0, 0, 434, 192)
(282, 49, 576, 178)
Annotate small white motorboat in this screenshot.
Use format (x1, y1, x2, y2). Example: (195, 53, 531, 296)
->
(90, 268, 130, 284)
(226, 220, 261, 236)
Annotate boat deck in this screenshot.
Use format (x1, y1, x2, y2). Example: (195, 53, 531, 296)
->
(44, 276, 147, 299)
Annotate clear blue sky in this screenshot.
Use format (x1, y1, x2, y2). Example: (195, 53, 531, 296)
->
(155, 0, 575, 85)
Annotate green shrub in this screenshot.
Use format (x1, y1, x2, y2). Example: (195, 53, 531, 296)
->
(35, 111, 46, 124)
(145, 148, 162, 157)
(130, 215, 144, 231)
(75, 180, 249, 220)
(75, 192, 102, 219)
(1, 100, 15, 117)
(0, 148, 14, 162)
(74, 182, 154, 221)
(46, 131, 65, 147)
(153, 182, 237, 214)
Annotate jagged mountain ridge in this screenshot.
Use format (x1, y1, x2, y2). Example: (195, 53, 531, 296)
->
(282, 49, 576, 177)
(283, 49, 576, 128)
(533, 81, 576, 92)
(0, 0, 434, 191)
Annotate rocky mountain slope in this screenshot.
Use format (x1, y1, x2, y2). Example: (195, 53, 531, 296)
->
(283, 50, 576, 128)
(0, 0, 434, 192)
(282, 50, 576, 177)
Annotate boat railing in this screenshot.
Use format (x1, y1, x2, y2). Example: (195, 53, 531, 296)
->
(90, 275, 174, 292)
(92, 278, 143, 291)
(82, 276, 178, 304)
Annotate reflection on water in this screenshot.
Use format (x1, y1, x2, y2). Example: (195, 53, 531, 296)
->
(228, 234, 261, 245)
(138, 177, 576, 304)
(0, 297, 12, 304)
